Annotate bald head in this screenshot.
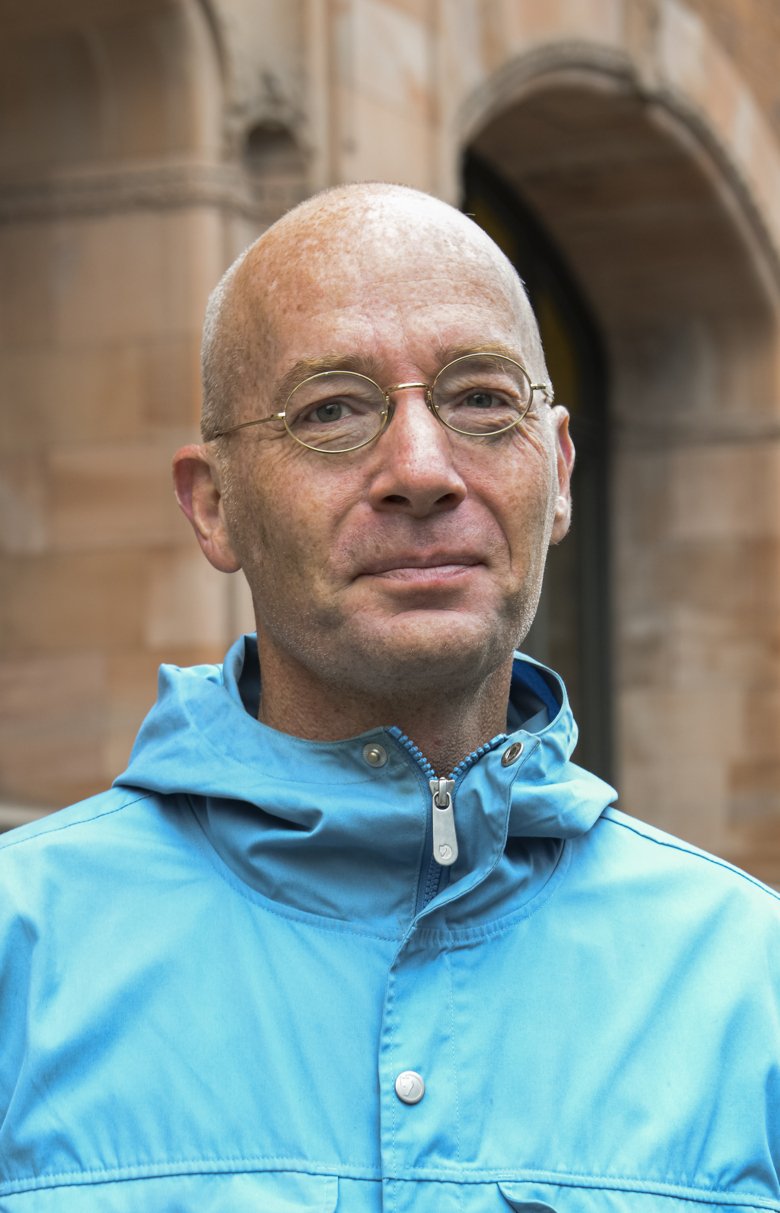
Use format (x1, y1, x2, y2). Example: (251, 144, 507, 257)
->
(201, 183, 547, 440)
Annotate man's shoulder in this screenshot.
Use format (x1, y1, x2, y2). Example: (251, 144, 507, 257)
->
(0, 785, 192, 917)
(589, 804, 780, 918)
(0, 786, 159, 858)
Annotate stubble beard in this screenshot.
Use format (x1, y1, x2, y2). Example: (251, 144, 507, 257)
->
(252, 567, 545, 718)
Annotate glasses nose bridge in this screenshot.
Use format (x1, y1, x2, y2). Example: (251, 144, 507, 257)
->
(383, 379, 431, 400)
(381, 380, 437, 425)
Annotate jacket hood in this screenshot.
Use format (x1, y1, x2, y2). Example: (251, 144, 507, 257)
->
(115, 635, 616, 930)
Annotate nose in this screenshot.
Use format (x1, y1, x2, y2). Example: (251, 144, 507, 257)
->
(366, 389, 467, 518)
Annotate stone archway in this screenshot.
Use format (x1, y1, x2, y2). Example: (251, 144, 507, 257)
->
(462, 52, 780, 880)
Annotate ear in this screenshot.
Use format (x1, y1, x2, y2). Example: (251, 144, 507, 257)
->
(172, 444, 242, 573)
(550, 408, 575, 545)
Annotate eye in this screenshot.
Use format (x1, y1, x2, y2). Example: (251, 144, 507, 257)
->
(431, 353, 532, 435)
(435, 377, 525, 434)
(449, 384, 518, 416)
(462, 389, 503, 410)
(292, 395, 365, 429)
(284, 370, 387, 451)
(312, 399, 351, 424)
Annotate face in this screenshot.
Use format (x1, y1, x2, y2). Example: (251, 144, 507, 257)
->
(177, 195, 574, 711)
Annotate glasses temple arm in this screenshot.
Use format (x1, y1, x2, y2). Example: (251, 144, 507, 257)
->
(207, 412, 286, 441)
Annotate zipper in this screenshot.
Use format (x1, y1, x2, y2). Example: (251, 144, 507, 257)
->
(429, 778, 457, 865)
(388, 727, 508, 908)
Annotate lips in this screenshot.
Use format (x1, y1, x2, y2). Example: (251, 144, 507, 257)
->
(356, 552, 483, 577)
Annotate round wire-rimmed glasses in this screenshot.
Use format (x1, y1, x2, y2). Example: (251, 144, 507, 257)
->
(207, 351, 553, 454)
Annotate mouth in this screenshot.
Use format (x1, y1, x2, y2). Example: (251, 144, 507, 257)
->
(356, 553, 484, 582)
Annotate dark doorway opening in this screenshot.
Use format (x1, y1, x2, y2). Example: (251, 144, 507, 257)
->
(463, 152, 613, 782)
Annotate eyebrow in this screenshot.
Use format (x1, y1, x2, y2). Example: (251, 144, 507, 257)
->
(270, 342, 532, 405)
(271, 354, 381, 406)
(434, 341, 530, 368)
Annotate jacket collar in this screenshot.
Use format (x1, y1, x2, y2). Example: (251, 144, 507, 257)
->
(117, 635, 616, 933)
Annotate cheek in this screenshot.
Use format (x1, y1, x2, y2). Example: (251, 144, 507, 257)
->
(222, 454, 353, 584)
(220, 474, 275, 577)
(478, 434, 558, 515)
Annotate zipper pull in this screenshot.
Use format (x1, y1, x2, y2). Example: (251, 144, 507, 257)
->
(429, 777, 458, 866)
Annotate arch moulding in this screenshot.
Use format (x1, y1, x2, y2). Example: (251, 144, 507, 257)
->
(453, 34, 780, 313)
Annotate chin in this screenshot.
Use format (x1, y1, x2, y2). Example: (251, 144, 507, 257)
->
(343, 616, 513, 694)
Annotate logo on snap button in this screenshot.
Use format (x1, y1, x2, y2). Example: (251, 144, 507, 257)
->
(395, 1070, 425, 1104)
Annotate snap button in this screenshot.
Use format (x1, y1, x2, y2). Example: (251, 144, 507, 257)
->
(362, 743, 388, 768)
(501, 741, 524, 767)
(394, 1070, 425, 1105)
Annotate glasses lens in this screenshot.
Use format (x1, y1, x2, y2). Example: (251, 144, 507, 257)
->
(285, 372, 387, 452)
(432, 353, 531, 435)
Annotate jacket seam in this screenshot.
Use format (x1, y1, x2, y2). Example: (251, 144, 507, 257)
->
(2, 1159, 777, 1206)
(493, 1169, 780, 1208)
(0, 792, 154, 855)
(444, 949, 463, 1180)
(0, 1159, 362, 1195)
(601, 811, 780, 902)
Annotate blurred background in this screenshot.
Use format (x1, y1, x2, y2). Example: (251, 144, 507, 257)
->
(1, 0, 779, 883)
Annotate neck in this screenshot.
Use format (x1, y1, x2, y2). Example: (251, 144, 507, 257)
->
(255, 636, 514, 777)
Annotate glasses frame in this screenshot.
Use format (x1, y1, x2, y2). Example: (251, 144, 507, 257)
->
(207, 352, 553, 454)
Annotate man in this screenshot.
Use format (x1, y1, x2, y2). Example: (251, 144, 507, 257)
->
(0, 184, 778, 1212)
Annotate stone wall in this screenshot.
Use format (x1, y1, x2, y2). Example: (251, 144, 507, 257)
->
(0, 0, 255, 807)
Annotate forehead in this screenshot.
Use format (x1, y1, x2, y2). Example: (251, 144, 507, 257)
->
(256, 237, 530, 380)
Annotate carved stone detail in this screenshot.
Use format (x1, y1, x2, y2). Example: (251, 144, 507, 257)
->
(0, 161, 308, 225)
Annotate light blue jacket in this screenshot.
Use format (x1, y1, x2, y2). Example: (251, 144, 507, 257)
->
(1, 635, 778, 1212)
